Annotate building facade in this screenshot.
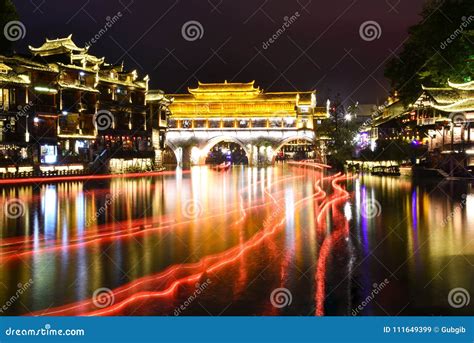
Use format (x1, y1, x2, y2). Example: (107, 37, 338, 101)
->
(0, 35, 171, 176)
(369, 80, 474, 172)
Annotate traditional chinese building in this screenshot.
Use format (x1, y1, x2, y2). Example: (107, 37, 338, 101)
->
(0, 35, 171, 176)
(414, 81, 473, 154)
(159, 81, 327, 166)
(370, 80, 474, 173)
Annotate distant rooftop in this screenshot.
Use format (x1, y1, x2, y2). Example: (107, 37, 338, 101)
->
(188, 81, 261, 95)
(29, 34, 88, 56)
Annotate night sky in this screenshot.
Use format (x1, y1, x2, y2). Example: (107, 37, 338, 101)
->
(13, 0, 425, 105)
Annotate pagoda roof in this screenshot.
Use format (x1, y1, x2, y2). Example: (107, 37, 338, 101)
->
(174, 81, 315, 103)
(296, 92, 314, 106)
(189, 81, 261, 95)
(314, 106, 328, 116)
(431, 98, 474, 112)
(447, 79, 474, 91)
(98, 76, 147, 89)
(58, 81, 99, 93)
(56, 62, 98, 73)
(421, 86, 463, 104)
(0, 62, 12, 72)
(146, 90, 173, 104)
(71, 53, 105, 67)
(168, 91, 314, 103)
(0, 55, 57, 72)
(0, 72, 30, 86)
(29, 35, 88, 56)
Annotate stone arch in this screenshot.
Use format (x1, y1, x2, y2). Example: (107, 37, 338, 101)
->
(272, 133, 316, 163)
(164, 140, 182, 166)
(199, 136, 251, 165)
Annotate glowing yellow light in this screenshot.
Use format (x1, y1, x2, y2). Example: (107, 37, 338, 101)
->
(34, 86, 58, 94)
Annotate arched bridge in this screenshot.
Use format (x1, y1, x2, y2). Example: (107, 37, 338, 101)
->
(166, 128, 316, 166)
(159, 81, 328, 166)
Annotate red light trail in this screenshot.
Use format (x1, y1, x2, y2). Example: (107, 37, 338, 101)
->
(9, 162, 354, 317)
(29, 172, 324, 316)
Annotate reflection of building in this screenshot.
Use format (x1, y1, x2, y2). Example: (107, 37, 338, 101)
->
(0, 35, 171, 176)
(163, 81, 327, 166)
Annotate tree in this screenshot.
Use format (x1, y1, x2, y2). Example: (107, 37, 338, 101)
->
(0, 0, 19, 55)
(385, 0, 474, 105)
(316, 95, 359, 170)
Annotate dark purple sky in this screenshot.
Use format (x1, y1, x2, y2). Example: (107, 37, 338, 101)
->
(13, 0, 425, 105)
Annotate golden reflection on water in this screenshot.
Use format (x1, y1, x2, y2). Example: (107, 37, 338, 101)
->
(0, 167, 473, 315)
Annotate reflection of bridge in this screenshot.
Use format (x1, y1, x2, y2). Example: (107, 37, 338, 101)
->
(161, 81, 328, 166)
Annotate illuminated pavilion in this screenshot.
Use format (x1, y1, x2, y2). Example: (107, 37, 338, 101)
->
(150, 81, 328, 166)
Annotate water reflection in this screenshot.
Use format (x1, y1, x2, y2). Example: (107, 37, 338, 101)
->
(0, 167, 473, 316)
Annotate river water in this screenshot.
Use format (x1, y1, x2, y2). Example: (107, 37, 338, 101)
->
(0, 165, 472, 316)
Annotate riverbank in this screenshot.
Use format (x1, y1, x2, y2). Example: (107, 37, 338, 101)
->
(0, 167, 169, 185)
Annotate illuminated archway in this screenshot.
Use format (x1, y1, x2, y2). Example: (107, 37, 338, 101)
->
(198, 136, 251, 165)
(272, 136, 316, 163)
(164, 140, 182, 166)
